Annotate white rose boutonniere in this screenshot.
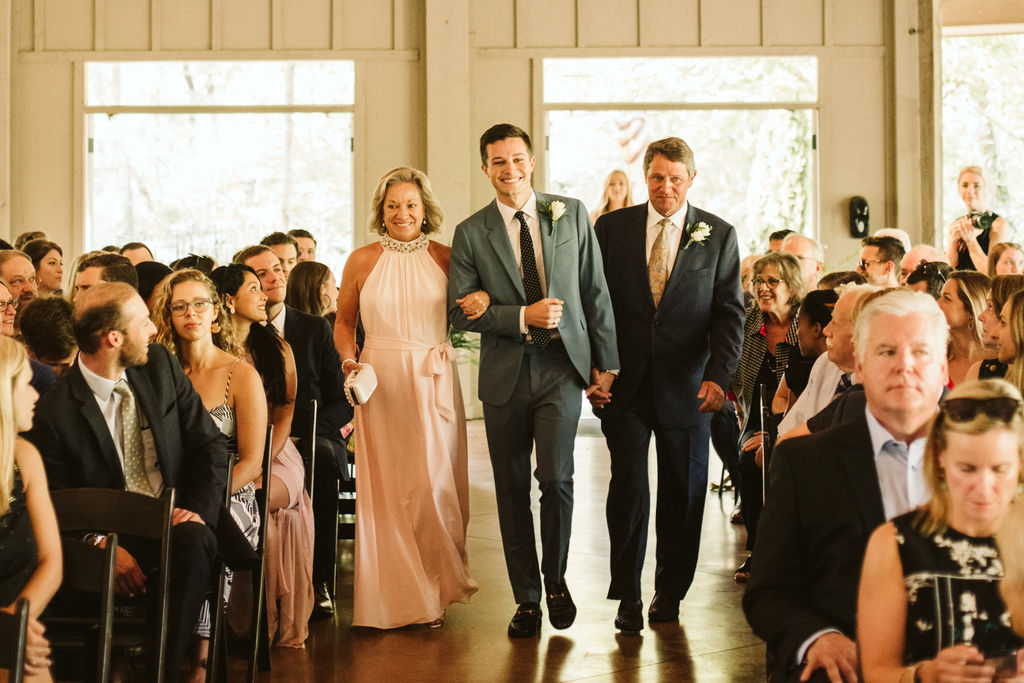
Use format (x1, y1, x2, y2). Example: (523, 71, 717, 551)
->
(685, 221, 713, 249)
(540, 200, 567, 224)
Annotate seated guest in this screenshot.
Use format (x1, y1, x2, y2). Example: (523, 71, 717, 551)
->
(938, 271, 990, 386)
(64, 251, 102, 303)
(0, 281, 54, 396)
(967, 274, 1024, 382)
(134, 261, 173, 312)
(817, 270, 865, 290)
(73, 252, 138, 302)
(287, 229, 317, 263)
(14, 231, 47, 252)
(18, 297, 77, 379)
(772, 289, 836, 416)
(284, 261, 337, 324)
(997, 486, 1024, 651)
(857, 235, 904, 287)
(905, 260, 952, 299)
(151, 269, 266, 673)
(0, 250, 39, 307)
(170, 254, 216, 275)
(767, 229, 794, 252)
(0, 336, 61, 682)
(21, 240, 63, 297)
(999, 290, 1024, 396)
(730, 251, 805, 582)
(987, 241, 1024, 278)
(744, 289, 949, 682)
(260, 232, 300, 280)
(25, 282, 231, 679)
(859, 379, 1024, 681)
(119, 242, 154, 266)
(899, 244, 944, 285)
(781, 233, 824, 291)
(210, 264, 315, 644)
(234, 245, 350, 618)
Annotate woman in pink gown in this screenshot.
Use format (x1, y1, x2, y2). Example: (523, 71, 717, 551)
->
(335, 166, 479, 628)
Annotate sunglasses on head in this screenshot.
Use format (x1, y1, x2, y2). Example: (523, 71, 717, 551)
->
(941, 396, 1022, 423)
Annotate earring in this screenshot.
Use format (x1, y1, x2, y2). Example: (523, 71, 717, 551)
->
(940, 482, 948, 491)
(228, 304, 235, 314)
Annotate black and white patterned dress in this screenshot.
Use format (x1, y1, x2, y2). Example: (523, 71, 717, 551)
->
(893, 511, 1022, 663)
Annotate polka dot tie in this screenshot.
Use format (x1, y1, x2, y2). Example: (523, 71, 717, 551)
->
(649, 218, 671, 307)
(113, 379, 154, 496)
(516, 210, 551, 350)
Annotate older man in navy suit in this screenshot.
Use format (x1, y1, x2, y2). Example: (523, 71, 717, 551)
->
(594, 137, 744, 632)
(448, 123, 619, 638)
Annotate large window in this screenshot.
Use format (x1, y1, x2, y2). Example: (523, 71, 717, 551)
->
(942, 34, 1024, 231)
(543, 57, 818, 254)
(86, 61, 355, 270)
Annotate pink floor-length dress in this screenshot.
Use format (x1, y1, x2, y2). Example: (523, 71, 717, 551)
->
(352, 237, 478, 628)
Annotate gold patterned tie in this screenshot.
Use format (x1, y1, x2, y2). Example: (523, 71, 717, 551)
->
(649, 218, 671, 307)
(113, 379, 154, 496)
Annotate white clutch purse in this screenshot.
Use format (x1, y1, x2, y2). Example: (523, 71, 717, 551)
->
(344, 363, 378, 406)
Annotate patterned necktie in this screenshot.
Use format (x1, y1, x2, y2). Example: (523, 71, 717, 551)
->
(649, 218, 671, 307)
(834, 373, 854, 396)
(516, 210, 550, 349)
(113, 379, 154, 496)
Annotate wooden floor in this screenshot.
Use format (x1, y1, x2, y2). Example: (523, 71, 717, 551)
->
(234, 416, 767, 682)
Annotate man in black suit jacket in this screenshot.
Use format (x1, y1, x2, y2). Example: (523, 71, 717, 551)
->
(237, 245, 352, 617)
(743, 288, 949, 682)
(594, 137, 744, 631)
(26, 282, 230, 678)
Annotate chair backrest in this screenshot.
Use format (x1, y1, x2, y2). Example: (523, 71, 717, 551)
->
(59, 534, 118, 682)
(0, 597, 29, 682)
(304, 399, 317, 502)
(50, 488, 174, 683)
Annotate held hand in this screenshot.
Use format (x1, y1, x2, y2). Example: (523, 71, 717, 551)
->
(341, 359, 364, 379)
(172, 507, 204, 526)
(524, 298, 564, 329)
(23, 616, 52, 677)
(110, 545, 147, 598)
(585, 368, 615, 409)
(697, 381, 724, 413)
(917, 644, 992, 682)
(457, 290, 491, 320)
(800, 632, 858, 683)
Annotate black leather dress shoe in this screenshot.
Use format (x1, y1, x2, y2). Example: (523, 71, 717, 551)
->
(310, 582, 334, 621)
(614, 600, 643, 632)
(647, 592, 679, 623)
(508, 602, 543, 638)
(545, 581, 577, 630)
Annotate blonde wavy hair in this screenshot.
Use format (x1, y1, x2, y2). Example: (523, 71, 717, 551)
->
(367, 166, 444, 236)
(151, 268, 242, 365)
(917, 379, 1024, 534)
(0, 336, 29, 516)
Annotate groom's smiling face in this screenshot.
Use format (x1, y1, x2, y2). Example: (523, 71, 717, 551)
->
(483, 137, 535, 208)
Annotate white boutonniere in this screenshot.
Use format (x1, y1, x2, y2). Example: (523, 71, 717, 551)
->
(540, 200, 567, 223)
(685, 221, 713, 249)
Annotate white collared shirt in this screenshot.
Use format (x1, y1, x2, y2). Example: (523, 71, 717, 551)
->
(495, 192, 551, 337)
(645, 200, 689, 278)
(268, 303, 286, 337)
(777, 354, 845, 435)
(78, 356, 164, 493)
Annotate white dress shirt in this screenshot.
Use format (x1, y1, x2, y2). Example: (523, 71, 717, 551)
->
(495, 192, 551, 337)
(777, 354, 845, 435)
(645, 200, 689, 278)
(268, 302, 286, 337)
(78, 357, 164, 493)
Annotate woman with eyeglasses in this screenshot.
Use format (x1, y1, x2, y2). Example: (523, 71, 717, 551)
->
(858, 379, 1024, 682)
(946, 166, 1012, 272)
(937, 271, 990, 387)
(209, 263, 315, 647)
(151, 268, 267, 678)
(729, 251, 806, 582)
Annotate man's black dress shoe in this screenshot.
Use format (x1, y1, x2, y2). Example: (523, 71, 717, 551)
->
(545, 581, 577, 630)
(614, 600, 643, 632)
(310, 582, 334, 621)
(508, 602, 543, 638)
(647, 592, 679, 623)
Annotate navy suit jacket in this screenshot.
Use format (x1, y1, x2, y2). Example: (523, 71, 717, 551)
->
(26, 343, 228, 529)
(594, 203, 744, 427)
(742, 412, 885, 680)
(282, 304, 352, 443)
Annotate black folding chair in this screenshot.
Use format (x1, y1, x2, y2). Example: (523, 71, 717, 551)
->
(0, 597, 29, 683)
(247, 425, 274, 680)
(47, 535, 118, 683)
(50, 488, 175, 683)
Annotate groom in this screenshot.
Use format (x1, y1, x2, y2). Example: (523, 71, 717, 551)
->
(448, 123, 619, 637)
